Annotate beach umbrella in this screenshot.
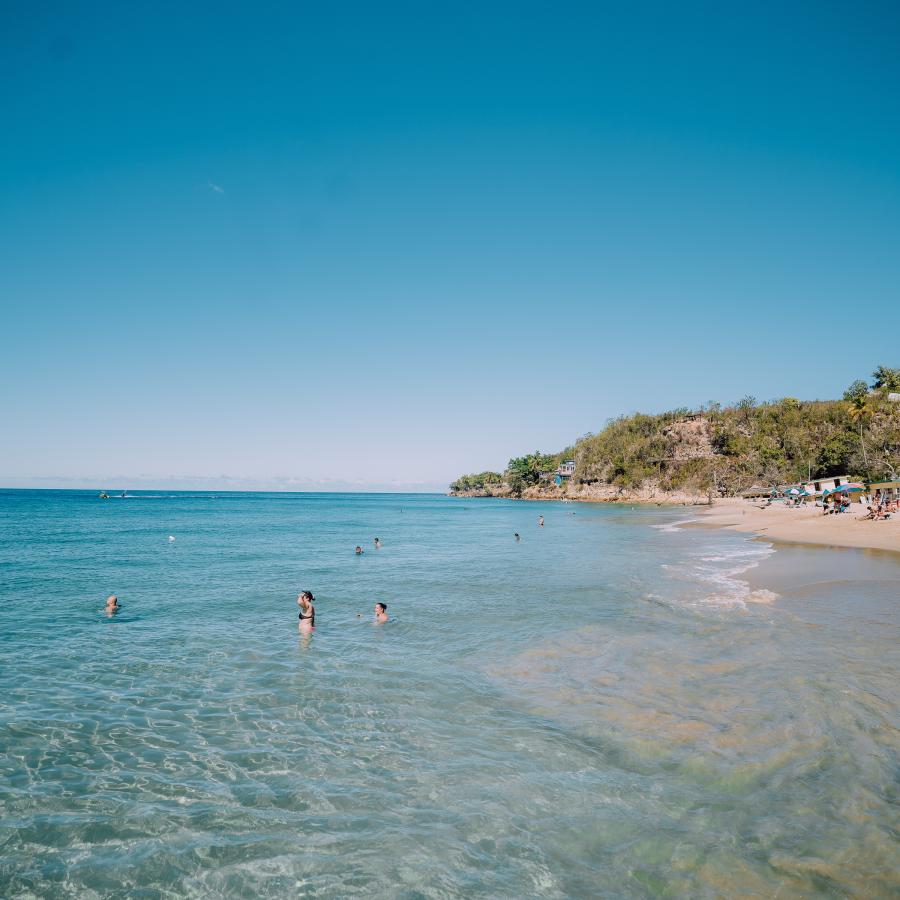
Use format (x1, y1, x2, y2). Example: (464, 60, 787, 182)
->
(828, 483, 864, 494)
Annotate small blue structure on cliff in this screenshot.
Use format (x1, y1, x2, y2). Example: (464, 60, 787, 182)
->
(554, 460, 576, 486)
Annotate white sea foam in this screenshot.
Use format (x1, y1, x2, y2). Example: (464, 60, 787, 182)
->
(652, 517, 699, 533)
(661, 542, 778, 609)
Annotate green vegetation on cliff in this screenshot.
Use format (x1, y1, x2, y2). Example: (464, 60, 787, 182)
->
(451, 366, 900, 497)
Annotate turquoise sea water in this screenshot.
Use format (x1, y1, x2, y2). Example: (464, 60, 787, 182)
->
(1, 490, 898, 897)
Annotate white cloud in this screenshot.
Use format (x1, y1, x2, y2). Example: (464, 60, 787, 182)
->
(207, 182, 224, 194)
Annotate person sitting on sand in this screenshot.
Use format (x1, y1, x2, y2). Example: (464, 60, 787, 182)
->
(374, 602, 389, 623)
(374, 538, 382, 549)
(297, 590, 316, 631)
(355, 545, 364, 555)
(105, 594, 121, 613)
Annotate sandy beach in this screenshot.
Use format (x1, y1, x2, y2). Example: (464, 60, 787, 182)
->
(694, 497, 900, 554)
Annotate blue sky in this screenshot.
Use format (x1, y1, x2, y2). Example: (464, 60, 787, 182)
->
(2, 2, 899, 490)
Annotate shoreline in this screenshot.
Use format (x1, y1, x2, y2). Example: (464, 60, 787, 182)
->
(690, 497, 900, 556)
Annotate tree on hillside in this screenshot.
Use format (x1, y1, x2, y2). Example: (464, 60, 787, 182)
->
(872, 365, 900, 392)
(843, 380, 869, 405)
(843, 380, 875, 475)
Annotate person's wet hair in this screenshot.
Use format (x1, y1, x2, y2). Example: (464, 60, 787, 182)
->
(376, 602, 387, 612)
(301, 590, 314, 602)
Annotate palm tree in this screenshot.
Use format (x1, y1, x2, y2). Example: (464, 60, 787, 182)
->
(847, 396, 874, 473)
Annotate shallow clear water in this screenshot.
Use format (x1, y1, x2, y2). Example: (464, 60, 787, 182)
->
(1, 490, 898, 897)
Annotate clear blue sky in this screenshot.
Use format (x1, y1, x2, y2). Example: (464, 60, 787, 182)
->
(2, 2, 898, 490)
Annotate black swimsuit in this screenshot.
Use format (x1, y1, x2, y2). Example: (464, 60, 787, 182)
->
(299, 608, 315, 626)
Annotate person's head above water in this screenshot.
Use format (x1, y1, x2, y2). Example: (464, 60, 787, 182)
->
(298, 590, 314, 605)
(106, 594, 119, 608)
(374, 602, 388, 621)
(355, 546, 363, 554)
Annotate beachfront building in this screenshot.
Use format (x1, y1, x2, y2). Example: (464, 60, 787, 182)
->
(801, 474, 857, 495)
(869, 480, 900, 502)
(554, 460, 576, 486)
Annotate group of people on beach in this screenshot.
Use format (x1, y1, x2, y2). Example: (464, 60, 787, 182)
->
(864, 497, 896, 520)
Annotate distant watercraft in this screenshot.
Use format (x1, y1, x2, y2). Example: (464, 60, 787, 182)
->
(99, 492, 109, 499)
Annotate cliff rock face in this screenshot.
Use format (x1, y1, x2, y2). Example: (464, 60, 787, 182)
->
(449, 485, 514, 499)
(450, 480, 708, 504)
(662, 416, 715, 461)
(519, 480, 708, 504)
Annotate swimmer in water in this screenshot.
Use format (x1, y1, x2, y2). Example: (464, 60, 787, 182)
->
(297, 590, 315, 631)
(514, 533, 520, 541)
(105, 594, 121, 614)
(374, 602, 389, 623)
(355, 546, 364, 555)
(374, 537, 382, 549)
(538, 515, 544, 527)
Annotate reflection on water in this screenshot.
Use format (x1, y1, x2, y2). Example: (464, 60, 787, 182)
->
(0, 490, 898, 897)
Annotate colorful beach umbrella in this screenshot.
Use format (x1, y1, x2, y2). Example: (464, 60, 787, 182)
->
(824, 483, 864, 494)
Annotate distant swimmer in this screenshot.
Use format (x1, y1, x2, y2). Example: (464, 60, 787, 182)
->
(514, 533, 520, 541)
(105, 594, 121, 614)
(355, 546, 364, 555)
(538, 516, 544, 527)
(374, 602, 389, 623)
(297, 591, 316, 631)
(374, 538, 382, 549)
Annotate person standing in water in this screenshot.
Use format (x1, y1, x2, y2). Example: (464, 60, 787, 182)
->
(374, 602, 389, 623)
(538, 515, 544, 527)
(374, 538, 382, 549)
(105, 595, 121, 614)
(514, 533, 520, 541)
(297, 591, 316, 631)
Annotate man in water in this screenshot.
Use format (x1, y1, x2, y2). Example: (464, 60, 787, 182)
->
(355, 545, 364, 555)
(105, 595, 121, 614)
(538, 515, 544, 527)
(374, 602, 389, 623)
(374, 537, 382, 549)
(514, 532, 520, 541)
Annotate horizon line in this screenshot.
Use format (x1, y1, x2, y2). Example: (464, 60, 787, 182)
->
(0, 486, 448, 495)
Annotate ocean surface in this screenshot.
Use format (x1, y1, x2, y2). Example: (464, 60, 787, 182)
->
(1, 490, 898, 898)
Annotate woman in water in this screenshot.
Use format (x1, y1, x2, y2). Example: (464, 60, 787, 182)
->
(105, 594, 121, 614)
(374, 602, 389, 623)
(297, 590, 316, 632)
